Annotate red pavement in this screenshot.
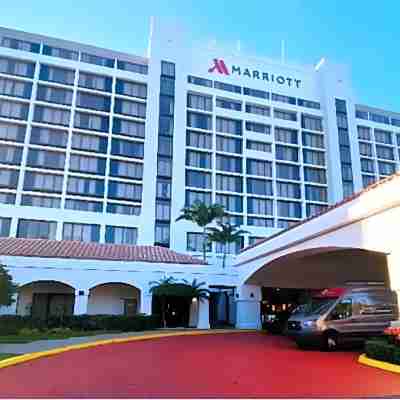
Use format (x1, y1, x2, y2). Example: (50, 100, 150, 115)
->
(0, 332, 399, 398)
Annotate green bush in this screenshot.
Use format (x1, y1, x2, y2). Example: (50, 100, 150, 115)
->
(18, 327, 41, 336)
(365, 338, 400, 365)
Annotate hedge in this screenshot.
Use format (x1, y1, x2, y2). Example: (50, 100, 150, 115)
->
(365, 338, 400, 365)
(0, 314, 161, 335)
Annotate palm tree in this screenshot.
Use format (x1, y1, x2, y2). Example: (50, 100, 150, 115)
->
(207, 222, 249, 269)
(149, 276, 177, 328)
(176, 202, 226, 262)
(182, 278, 210, 302)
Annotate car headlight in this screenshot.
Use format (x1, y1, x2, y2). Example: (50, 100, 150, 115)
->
(302, 320, 317, 327)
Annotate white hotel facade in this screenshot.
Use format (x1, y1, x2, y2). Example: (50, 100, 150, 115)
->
(0, 19, 399, 328)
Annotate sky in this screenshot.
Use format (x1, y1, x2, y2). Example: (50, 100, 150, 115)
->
(1, 1, 399, 111)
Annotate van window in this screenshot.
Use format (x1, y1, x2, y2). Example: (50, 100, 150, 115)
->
(329, 298, 352, 320)
(356, 293, 394, 316)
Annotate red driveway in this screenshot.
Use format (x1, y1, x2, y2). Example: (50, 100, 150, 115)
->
(0, 332, 399, 398)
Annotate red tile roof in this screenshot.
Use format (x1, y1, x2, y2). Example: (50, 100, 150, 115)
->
(241, 172, 400, 254)
(0, 238, 206, 265)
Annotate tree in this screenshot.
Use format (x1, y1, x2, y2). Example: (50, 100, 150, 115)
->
(181, 279, 210, 302)
(149, 276, 177, 328)
(0, 264, 17, 308)
(207, 223, 249, 269)
(176, 202, 226, 262)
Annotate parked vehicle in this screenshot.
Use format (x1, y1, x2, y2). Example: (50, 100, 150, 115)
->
(286, 286, 398, 350)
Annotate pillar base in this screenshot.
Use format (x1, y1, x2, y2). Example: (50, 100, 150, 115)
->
(235, 300, 261, 330)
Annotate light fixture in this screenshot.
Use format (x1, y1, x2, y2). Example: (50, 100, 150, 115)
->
(192, 297, 197, 302)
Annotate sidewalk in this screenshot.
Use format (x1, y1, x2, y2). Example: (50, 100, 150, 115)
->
(0, 329, 189, 355)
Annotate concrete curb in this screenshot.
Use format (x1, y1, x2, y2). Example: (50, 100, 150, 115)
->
(358, 353, 400, 374)
(0, 329, 258, 370)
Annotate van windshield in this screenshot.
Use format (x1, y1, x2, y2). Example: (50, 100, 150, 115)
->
(293, 299, 336, 316)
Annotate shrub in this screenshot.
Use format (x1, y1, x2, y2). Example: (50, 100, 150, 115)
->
(0, 315, 26, 335)
(365, 338, 400, 365)
(18, 327, 41, 336)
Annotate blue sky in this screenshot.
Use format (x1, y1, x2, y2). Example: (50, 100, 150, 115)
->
(1, 1, 399, 111)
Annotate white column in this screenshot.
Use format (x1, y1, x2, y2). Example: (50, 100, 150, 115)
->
(197, 298, 210, 329)
(188, 298, 198, 328)
(140, 292, 152, 315)
(74, 291, 88, 315)
(387, 251, 400, 327)
(235, 284, 262, 329)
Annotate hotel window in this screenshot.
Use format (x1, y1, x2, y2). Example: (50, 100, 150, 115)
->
(17, 219, 57, 239)
(69, 154, 106, 175)
(107, 203, 141, 216)
(158, 136, 172, 157)
(111, 139, 144, 158)
(108, 181, 142, 201)
(277, 182, 301, 199)
(371, 113, 390, 125)
(276, 145, 299, 162)
(105, 226, 138, 245)
(34, 106, 70, 126)
(39, 65, 75, 85)
(302, 115, 323, 131)
(21, 195, 61, 209)
(117, 60, 148, 75)
(74, 112, 109, 132)
(113, 118, 145, 138)
(246, 159, 272, 177)
(362, 175, 376, 188)
(187, 233, 211, 252)
(216, 154, 242, 173)
(357, 126, 371, 141)
(277, 200, 302, 218)
(186, 170, 212, 189)
(65, 199, 102, 212)
(0, 193, 15, 205)
(76, 92, 111, 112)
(155, 179, 171, 201)
(1, 37, 40, 53)
(36, 85, 73, 106)
(0, 145, 22, 165)
(0, 121, 26, 143)
(24, 171, 63, 193)
(0, 57, 35, 78)
(302, 131, 324, 148)
(185, 190, 211, 206)
(67, 176, 104, 197)
(374, 129, 392, 145)
(215, 238, 244, 255)
(272, 93, 296, 105)
(157, 157, 172, 177)
(71, 132, 107, 153)
(247, 197, 273, 215)
(247, 178, 273, 196)
(356, 109, 369, 120)
(276, 163, 300, 180)
(216, 135, 242, 154)
(214, 81, 241, 94)
(336, 113, 348, 130)
(0, 77, 32, 99)
(0, 168, 19, 189)
(303, 149, 325, 166)
(159, 116, 173, 136)
(339, 145, 352, 163)
(161, 61, 175, 77)
(43, 45, 78, 60)
(245, 121, 270, 134)
(110, 160, 143, 179)
(247, 217, 274, 227)
(0, 100, 29, 120)
(114, 99, 146, 118)
(186, 130, 212, 149)
(392, 118, 400, 128)
(246, 140, 271, 153)
(337, 129, 350, 146)
(274, 109, 297, 121)
(216, 117, 242, 135)
(243, 87, 269, 99)
(376, 145, 394, 160)
(159, 96, 174, 116)
(187, 76, 213, 88)
(245, 103, 270, 117)
(216, 174, 243, 193)
(27, 149, 65, 170)
(215, 193, 243, 213)
(378, 161, 396, 176)
(154, 223, 170, 247)
(219, 214, 243, 225)
(297, 99, 320, 110)
(275, 127, 298, 144)
(63, 223, 100, 242)
(216, 97, 242, 111)
(116, 79, 147, 98)
(341, 165, 354, 183)
(305, 185, 327, 202)
(160, 77, 174, 96)
(156, 201, 171, 221)
(186, 150, 212, 169)
(79, 72, 112, 92)
(187, 93, 212, 111)
(397, 133, 400, 146)
(306, 203, 328, 217)
(187, 111, 212, 130)
(0, 217, 11, 237)
(360, 158, 375, 173)
(277, 219, 299, 229)
(81, 52, 114, 68)
(359, 142, 373, 157)
(304, 167, 327, 184)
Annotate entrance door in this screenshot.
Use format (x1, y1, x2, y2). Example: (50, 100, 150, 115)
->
(124, 299, 138, 316)
(31, 293, 49, 319)
(32, 293, 74, 319)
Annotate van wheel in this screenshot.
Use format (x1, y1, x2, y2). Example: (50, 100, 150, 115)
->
(323, 331, 338, 351)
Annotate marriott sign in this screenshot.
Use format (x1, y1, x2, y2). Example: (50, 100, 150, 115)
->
(208, 58, 302, 89)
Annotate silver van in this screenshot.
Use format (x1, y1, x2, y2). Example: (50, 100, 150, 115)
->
(286, 286, 398, 350)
